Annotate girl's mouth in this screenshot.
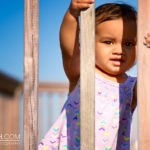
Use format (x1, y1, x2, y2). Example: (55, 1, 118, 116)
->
(110, 59, 124, 66)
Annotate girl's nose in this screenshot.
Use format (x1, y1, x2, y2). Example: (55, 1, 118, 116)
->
(113, 44, 124, 55)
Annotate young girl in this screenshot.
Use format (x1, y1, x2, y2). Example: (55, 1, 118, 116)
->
(39, 1, 150, 150)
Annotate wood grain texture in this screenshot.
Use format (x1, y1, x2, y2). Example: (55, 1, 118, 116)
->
(24, 0, 39, 149)
(138, 0, 150, 148)
(80, 3, 95, 150)
(39, 82, 68, 93)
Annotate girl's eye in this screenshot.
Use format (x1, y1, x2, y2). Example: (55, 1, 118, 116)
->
(103, 41, 112, 45)
(124, 42, 134, 46)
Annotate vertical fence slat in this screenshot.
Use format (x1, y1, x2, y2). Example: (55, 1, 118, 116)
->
(24, 0, 39, 149)
(80, 3, 95, 150)
(138, 0, 150, 148)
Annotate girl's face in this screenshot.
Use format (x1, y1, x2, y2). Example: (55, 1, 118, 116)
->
(95, 17, 137, 77)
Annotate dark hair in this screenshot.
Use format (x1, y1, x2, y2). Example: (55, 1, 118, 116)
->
(95, 3, 137, 25)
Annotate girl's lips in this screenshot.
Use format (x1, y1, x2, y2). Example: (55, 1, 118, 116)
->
(110, 59, 124, 65)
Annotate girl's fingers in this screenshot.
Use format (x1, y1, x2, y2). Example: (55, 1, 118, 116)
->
(73, 0, 94, 4)
(75, 0, 94, 2)
(83, 0, 94, 2)
(146, 38, 150, 43)
(70, 0, 94, 17)
(72, 0, 94, 9)
(72, 2, 92, 9)
(147, 33, 150, 36)
(76, 3, 91, 9)
(145, 33, 150, 43)
(144, 33, 150, 47)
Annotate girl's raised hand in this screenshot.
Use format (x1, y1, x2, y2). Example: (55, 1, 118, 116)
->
(69, 0, 94, 18)
(144, 33, 150, 47)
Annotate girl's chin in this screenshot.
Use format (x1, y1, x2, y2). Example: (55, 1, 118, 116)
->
(95, 64, 128, 76)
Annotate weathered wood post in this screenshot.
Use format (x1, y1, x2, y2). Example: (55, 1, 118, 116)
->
(24, 0, 39, 149)
(138, 0, 150, 148)
(80, 3, 95, 150)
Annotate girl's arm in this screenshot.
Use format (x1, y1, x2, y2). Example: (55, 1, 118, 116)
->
(59, 0, 94, 92)
(60, 8, 80, 90)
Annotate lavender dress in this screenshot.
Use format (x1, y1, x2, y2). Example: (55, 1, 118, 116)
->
(38, 72, 136, 150)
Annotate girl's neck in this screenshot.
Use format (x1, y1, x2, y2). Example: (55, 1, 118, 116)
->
(95, 67, 128, 83)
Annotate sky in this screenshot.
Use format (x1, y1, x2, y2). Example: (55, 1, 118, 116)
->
(0, 0, 137, 83)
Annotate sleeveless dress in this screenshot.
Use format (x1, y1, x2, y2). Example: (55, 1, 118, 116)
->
(38, 72, 137, 150)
